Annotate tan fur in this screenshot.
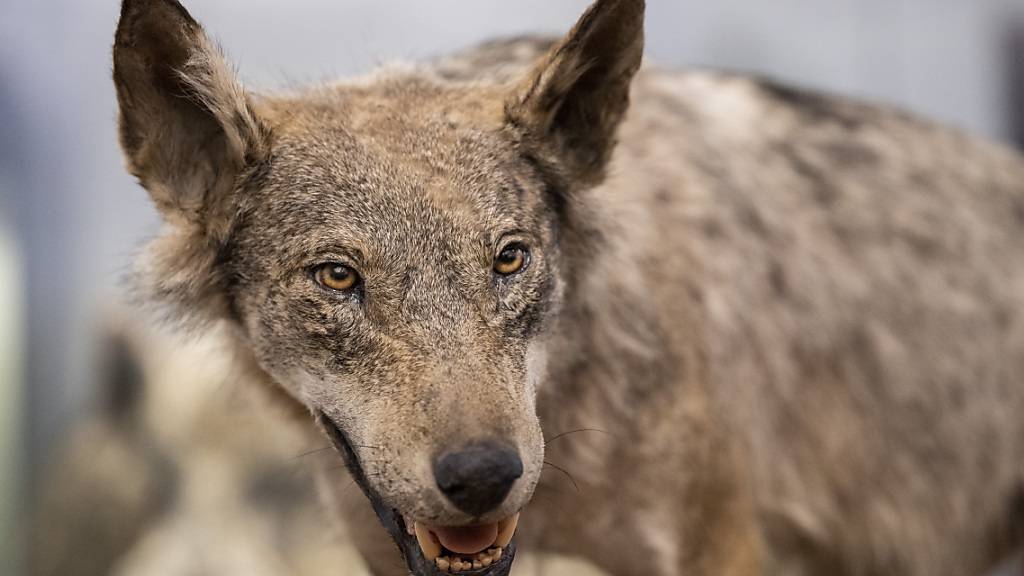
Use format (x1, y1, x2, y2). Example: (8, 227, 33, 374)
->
(113, 1, 1024, 575)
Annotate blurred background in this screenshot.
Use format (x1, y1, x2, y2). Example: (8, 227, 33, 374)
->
(2, 1, 1024, 575)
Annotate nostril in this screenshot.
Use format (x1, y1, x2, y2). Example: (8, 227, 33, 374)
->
(434, 442, 524, 517)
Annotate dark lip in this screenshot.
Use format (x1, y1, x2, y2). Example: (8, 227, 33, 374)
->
(316, 412, 518, 576)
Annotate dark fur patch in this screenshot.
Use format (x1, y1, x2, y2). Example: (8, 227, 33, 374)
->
(758, 79, 865, 130)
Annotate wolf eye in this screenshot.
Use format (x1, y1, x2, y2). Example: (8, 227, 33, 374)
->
(494, 243, 530, 276)
(313, 263, 360, 292)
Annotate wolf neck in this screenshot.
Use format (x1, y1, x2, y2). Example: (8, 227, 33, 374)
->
(535, 190, 709, 450)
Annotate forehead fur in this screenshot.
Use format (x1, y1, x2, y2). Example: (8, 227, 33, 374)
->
(237, 72, 552, 267)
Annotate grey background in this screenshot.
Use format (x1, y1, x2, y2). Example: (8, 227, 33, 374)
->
(2, 1, 1024, 573)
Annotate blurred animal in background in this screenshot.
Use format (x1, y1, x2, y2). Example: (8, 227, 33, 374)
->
(29, 320, 362, 576)
(109, 0, 1024, 575)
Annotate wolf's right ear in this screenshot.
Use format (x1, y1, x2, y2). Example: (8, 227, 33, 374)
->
(506, 0, 644, 189)
(113, 0, 268, 233)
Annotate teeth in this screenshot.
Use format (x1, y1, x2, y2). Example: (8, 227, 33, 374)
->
(495, 513, 519, 548)
(433, 547, 505, 572)
(414, 522, 442, 561)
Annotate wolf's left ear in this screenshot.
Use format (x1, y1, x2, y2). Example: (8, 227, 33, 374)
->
(113, 0, 268, 234)
(114, 0, 270, 326)
(506, 0, 644, 188)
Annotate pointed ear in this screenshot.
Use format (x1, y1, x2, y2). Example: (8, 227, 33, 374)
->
(114, 0, 268, 327)
(506, 0, 645, 188)
(113, 0, 268, 233)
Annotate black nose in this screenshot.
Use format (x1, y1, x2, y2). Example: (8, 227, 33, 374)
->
(434, 442, 524, 516)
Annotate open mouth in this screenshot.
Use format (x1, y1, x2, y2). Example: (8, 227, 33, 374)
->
(410, 513, 519, 573)
(317, 412, 520, 575)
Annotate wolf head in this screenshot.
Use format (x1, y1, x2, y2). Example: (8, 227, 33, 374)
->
(113, 0, 644, 573)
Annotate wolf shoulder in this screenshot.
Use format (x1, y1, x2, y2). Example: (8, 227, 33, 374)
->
(611, 65, 1024, 314)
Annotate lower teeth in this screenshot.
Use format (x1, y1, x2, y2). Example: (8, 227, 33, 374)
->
(434, 547, 503, 573)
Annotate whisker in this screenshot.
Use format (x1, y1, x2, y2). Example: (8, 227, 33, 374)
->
(542, 460, 580, 493)
(297, 443, 381, 461)
(533, 481, 573, 498)
(293, 446, 334, 459)
(544, 427, 612, 444)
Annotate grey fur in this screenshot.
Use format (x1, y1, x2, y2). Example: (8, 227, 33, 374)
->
(113, 0, 1024, 574)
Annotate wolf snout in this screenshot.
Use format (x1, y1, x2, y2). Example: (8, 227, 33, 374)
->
(433, 442, 524, 516)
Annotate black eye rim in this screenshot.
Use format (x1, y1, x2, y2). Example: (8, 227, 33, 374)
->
(310, 262, 363, 294)
(493, 242, 531, 276)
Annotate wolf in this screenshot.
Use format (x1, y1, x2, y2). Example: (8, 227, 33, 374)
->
(112, 0, 1024, 574)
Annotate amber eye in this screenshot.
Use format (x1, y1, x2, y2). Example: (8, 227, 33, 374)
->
(494, 243, 530, 276)
(313, 263, 360, 292)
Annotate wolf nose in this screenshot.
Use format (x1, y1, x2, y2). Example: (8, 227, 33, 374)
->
(434, 442, 523, 516)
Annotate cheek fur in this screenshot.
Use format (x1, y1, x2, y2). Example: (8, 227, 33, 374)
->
(524, 339, 549, 395)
